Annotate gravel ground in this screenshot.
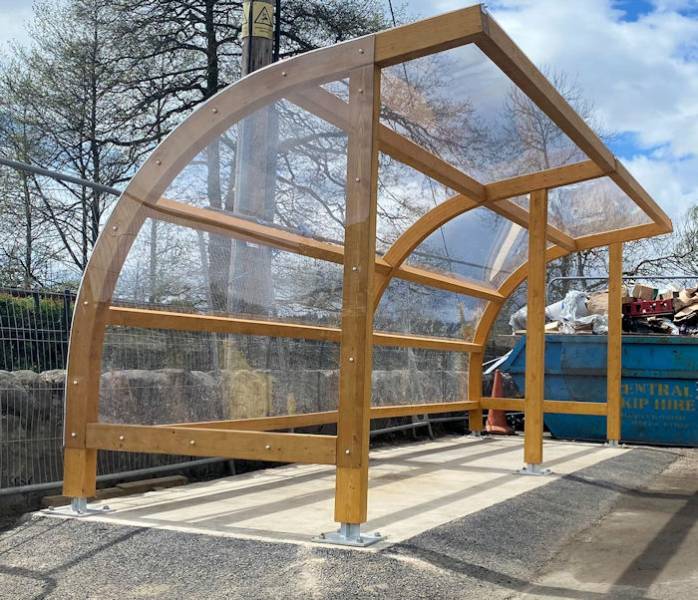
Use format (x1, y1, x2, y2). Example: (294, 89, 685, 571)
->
(0, 446, 680, 600)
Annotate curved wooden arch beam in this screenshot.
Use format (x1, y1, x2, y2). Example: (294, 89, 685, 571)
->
(63, 194, 150, 497)
(372, 192, 574, 311)
(467, 221, 664, 412)
(471, 221, 663, 350)
(374, 194, 482, 306)
(473, 245, 569, 349)
(62, 36, 376, 499)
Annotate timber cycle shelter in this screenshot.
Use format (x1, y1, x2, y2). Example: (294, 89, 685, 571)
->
(62, 4, 672, 545)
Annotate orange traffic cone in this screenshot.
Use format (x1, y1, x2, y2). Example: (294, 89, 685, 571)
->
(486, 370, 514, 435)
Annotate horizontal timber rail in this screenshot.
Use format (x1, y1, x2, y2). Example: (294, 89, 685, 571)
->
(161, 401, 481, 431)
(145, 198, 503, 302)
(480, 397, 608, 416)
(86, 423, 337, 465)
(107, 306, 483, 352)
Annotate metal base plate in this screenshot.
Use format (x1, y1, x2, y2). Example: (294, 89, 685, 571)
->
(314, 523, 384, 547)
(468, 431, 485, 439)
(517, 464, 552, 476)
(605, 440, 622, 448)
(42, 498, 113, 518)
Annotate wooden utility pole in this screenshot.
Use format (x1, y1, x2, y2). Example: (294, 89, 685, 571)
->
(241, 0, 276, 73)
(231, 0, 278, 316)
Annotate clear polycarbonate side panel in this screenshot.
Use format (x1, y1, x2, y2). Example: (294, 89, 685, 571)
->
(372, 346, 467, 407)
(406, 205, 529, 288)
(380, 44, 588, 183)
(114, 218, 343, 326)
(164, 85, 348, 246)
(548, 177, 653, 238)
(376, 153, 456, 253)
(100, 328, 340, 424)
(322, 78, 349, 102)
(375, 279, 486, 341)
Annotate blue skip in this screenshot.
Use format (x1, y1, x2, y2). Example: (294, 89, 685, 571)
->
(498, 334, 698, 447)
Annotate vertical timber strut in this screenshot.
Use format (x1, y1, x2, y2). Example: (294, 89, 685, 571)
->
(468, 353, 484, 436)
(606, 242, 623, 445)
(318, 54, 383, 547)
(520, 189, 550, 476)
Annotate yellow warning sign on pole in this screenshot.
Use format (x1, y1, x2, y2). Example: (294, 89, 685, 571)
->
(242, 1, 274, 40)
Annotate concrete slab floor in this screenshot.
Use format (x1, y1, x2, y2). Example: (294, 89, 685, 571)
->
(516, 450, 698, 600)
(42, 435, 627, 548)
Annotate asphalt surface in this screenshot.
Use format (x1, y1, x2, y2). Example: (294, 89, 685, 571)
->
(0, 445, 681, 599)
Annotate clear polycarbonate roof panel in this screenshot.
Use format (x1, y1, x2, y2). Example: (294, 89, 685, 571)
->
(114, 218, 343, 327)
(406, 204, 529, 289)
(100, 327, 340, 424)
(372, 345, 467, 407)
(376, 152, 456, 253)
(380, 44, 588, 183)
(375, 278, 486, 341)
(548, 176, 652, 238)
(164, 87, 348, 246)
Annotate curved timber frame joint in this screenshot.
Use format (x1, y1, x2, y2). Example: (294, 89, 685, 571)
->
(62, 3, 671, 527)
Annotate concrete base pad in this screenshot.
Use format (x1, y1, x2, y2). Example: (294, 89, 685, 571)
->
(41, 436, 626, 548)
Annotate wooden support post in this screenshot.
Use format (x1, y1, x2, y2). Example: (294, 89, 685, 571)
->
(334, 59, 380, 525)
(606, 242, 623, 443)
(524, 189, 548, 466)
(468, 352, 484, 433)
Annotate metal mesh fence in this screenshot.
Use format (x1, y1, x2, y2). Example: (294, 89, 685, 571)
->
(1, 283, 474, 492)
(0, 288, 201, 493)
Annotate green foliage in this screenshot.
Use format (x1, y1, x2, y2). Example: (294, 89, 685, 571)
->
(0, 292, 71, 372)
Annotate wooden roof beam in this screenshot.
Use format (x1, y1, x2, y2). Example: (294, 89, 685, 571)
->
(485, 160, 606, 202)
(374, 4, 486, 67)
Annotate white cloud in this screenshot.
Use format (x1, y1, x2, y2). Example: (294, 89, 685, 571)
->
(408, 0, 698, 223)
(487, 1, 698, 156)
(626, 153, 698, 222)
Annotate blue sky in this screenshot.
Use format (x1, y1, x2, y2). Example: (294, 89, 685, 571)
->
(1, 0, 696, 222)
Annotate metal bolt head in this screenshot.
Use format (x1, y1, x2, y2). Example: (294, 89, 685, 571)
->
(72, 379, 78, 385)
(348, 357, 355, 362)
(358, 48, 365, 54)
(358, 88, 364, 94)
(189, 440, 196, 446)
(345, 449, 350, 455)
(352, 266, 358, 272)
(355, 177, 361, 183)
(282, 71, 287, 77)
(155, 159, 162, 165)
(83, 301, 89, 306)
(265, 444, 272, 450)
(212, 107, 218, 113)
(70, 432, 77, 438)
(112, 225, 118, 232)
(118, 435, 124, 441)
(102, 505, 110, 511)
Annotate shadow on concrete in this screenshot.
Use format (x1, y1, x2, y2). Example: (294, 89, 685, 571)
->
(613, 490, 698, 592)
